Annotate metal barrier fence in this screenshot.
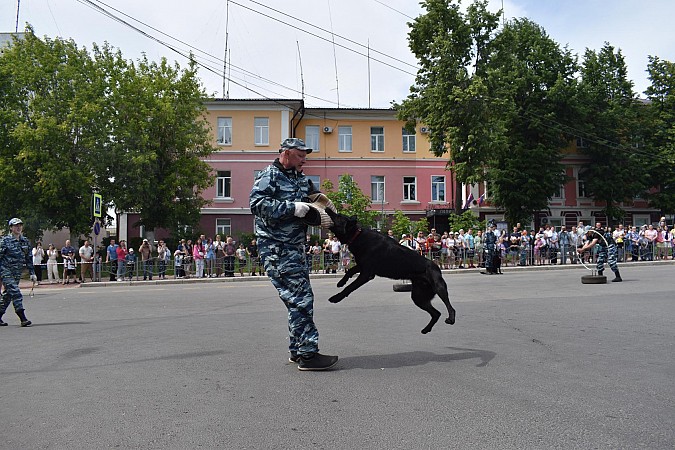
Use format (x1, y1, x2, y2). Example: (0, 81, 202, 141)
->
(32, 255, 265, 283)
(31, 242, 672, 283)
(415, 242, 669, 269)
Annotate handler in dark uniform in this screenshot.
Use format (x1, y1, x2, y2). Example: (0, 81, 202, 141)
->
(482, 221, 498, 275)
(0, 218, 37, 327)
(577, 223, 622, 282)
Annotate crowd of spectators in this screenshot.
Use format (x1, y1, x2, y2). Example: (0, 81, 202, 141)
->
(30, 234, 265, 284)
(395, 218, 674, 270)
(26, 217, 673, 284)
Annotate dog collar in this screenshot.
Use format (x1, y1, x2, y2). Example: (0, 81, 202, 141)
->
(347, 228, 362, 245)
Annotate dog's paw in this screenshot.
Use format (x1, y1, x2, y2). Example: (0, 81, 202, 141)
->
(421, 327, 431, 334)
(336, 278, 347, 288)
(328, 294, 344, 303)
(445, 317, 455, 325)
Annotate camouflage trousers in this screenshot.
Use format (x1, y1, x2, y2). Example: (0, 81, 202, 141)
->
(0, 270, 25, 315)
(597, 243, 619, 274)
(258, 239, 319, 356)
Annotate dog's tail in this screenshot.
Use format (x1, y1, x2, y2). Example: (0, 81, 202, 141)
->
(430, 265, 456, 325)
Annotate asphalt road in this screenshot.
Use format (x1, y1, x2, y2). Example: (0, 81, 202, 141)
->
(1, 264, 673, 449)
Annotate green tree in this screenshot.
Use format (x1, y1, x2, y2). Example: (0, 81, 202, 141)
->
(447, 210, 483, 232)
(0, 29, 215, 238)
(644, 56, 675, 215)
(390, 210, 413, 239)
(0, 29, 98, 238)
(576, 43, 646, 223)
(397, 0, 503, 212)
(321, 174, 379, 229)
(482, 18, 577, 225)
(91, 45, 215, 235)
(411, 217, 430, 237)
(398, 2, 576, 225)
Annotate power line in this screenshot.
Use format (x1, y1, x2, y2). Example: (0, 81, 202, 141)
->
(77, 0, 370, 118)
(371, 0, 416, 20)
(75, 0, 344, 107)
(227, 0, 418, 77)
(241, 0, 420, 71)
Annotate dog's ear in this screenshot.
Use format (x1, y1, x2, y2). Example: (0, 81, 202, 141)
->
(349, 215, 357, 223)
(326, 208, 337, 220)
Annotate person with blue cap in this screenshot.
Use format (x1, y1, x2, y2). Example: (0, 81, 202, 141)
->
(0, 218, 37, 327)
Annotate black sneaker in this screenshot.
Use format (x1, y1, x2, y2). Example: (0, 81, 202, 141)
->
(0, 320, 7, 327)
(297, 353, 338, 371)
(20, 320, 32, 327)
(288, 352, 300, 363)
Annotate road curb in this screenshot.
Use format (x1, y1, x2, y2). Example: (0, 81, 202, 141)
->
(20, 259, 674, 289)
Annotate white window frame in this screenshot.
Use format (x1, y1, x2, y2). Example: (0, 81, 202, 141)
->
(217, 117, 232, 145)
(370, 126, 385, 152)
(402, 128, 416, 153)
(254, 117, 269, 146)
(305, 125, 320, 153)
(216, 218, 231, 236)
(431, 175, 446, 203)
(371, 175, 385, 202)
(577, 170, 588, 198)
(403, 176, 417, 201)
(338, 126, 352, 152)
(216, 171, 231, 198)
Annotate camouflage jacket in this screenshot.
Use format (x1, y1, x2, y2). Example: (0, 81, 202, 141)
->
(250, 159, 317, 246)
(0, 234, 35, 276)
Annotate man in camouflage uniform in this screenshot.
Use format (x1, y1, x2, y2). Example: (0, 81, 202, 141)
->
(577, 222, 622, 282)
(250, 138, 338, 371)
(0, 218, 37, 327)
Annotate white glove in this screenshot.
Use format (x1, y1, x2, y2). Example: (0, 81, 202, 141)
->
(294, 202, 311, 218)
(30, 274, 38, 282)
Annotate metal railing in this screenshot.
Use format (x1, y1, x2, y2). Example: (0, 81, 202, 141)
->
(30, 242, 672, 283)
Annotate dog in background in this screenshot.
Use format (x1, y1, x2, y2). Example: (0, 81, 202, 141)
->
(492, 250, 503, 274)
(325, 209, 456, 334)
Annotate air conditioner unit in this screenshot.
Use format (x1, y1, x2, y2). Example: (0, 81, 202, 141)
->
(420, 126, 430, 134)
(323, 126, 333, 134)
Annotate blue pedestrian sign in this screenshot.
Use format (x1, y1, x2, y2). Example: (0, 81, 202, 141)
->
(93, 193, 103, 218)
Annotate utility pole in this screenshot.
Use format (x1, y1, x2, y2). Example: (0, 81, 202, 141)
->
(15, 0, 21, 33)
(223, 0, 230, 98)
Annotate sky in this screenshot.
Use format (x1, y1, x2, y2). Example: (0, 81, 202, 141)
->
(2, 0, 674, 108)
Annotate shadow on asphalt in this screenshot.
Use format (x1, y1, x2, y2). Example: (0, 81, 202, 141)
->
(28, 321, 91, 327)
(0, 350, 228, 376)
(338, 346, 496, 370)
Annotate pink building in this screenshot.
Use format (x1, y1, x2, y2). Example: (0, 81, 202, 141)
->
(121, 99, 453, 241)
(121, 98, 661, 241)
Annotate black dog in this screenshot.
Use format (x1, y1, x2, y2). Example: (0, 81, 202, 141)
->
(325, 209, 456, 334)
(492, 251, 503, 274)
